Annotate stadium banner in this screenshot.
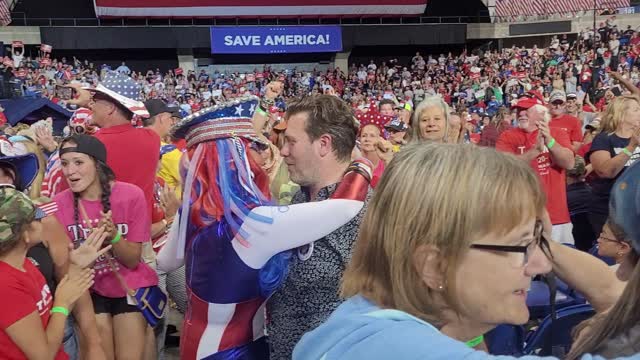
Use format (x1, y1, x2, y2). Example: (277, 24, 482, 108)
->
(210, 26, 342, 54)
(93, 0, 427, 18)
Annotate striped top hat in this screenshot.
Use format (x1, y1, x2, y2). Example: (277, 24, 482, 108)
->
(171, 96, 265, 148)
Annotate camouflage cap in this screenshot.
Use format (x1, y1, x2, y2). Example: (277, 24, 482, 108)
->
(567, 155, 586, 178)
(0, 187, 45, 244)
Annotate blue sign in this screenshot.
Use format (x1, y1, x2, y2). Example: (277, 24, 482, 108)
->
(210, 26, 342, 54)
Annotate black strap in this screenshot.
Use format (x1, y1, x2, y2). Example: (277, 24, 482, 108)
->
(542, 272, 558, 355)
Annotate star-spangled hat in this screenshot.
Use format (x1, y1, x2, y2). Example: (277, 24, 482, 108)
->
(171, 95, 265, 148)
(82, 71, 149, 117)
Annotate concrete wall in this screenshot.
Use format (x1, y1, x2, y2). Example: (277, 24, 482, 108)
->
(0, 26, 41, 44)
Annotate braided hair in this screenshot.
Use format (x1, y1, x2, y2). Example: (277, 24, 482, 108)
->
(60, 137, 115, 241)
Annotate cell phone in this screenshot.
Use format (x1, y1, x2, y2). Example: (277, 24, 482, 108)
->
(611, 86, 622, 97)
(56, 85, 74, 100)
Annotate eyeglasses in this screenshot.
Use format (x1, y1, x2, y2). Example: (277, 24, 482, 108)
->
(598, 234, 619, 243)
(470, 220, 547, 268)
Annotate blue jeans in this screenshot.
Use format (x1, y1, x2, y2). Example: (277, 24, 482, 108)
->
(63, 316, 79, 360)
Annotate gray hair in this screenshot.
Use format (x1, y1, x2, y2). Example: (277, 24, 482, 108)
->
(529, 104, 551, 124)
(409, 95, 451, 143)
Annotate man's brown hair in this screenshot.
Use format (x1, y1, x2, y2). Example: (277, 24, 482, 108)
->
(285, 95, 357, 162)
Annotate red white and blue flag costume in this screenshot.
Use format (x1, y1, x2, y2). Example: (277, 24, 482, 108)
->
(157, 96, 372, 360)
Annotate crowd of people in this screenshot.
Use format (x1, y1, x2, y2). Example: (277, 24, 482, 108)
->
(1, 16, 640, 360)
(1, 16, 639, 119)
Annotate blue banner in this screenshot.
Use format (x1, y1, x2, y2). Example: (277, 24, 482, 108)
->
(210, 26, 342, 54)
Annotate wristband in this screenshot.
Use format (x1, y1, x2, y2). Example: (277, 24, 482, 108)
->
(51, 306, 69, 316)
(465, 334, 484, 348)
(622, 148, 633, 157)
(546, 138, 556, 149)
(111, 231, 122, 245)
(255, 107, 268, 117)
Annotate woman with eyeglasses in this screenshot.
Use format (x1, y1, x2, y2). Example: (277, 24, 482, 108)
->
(596, 220, 632, 271)
(294, 143, 555, 359)
(294, 143, 637, 360)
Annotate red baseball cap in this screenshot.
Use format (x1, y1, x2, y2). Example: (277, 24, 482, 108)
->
(513, 96, 544, 111)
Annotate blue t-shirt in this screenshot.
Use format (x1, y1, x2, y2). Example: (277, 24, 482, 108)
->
(587, 132, 640, 214)
(294, 295, 637, 360)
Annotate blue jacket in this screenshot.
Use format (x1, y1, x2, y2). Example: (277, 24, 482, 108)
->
(293, 295, 640, 360)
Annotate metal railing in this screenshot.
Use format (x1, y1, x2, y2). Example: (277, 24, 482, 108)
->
(7, 5, 638, 28)
(7, 13, 485, 27)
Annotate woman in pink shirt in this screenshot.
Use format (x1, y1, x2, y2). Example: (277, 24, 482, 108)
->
(53, 134, 158, 360)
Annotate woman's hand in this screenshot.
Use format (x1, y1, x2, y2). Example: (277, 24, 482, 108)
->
(34, 122, 57, 152)
(160, 184, 180, 218)
(97, 211, 118, 240)
(53, 269, 95, 310)
(628, 127, 640, 149)
(70, 226, 112, 269)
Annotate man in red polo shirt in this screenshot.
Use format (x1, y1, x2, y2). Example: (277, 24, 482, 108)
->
(548, 90, 583, 152)
(496, 96, 576, 244)
(69, 72, 159, 217)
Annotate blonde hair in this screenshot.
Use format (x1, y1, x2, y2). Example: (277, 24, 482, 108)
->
(599, 95, 640, 134)
(409, 96, 450, 143)
(341, 143, 546, 326)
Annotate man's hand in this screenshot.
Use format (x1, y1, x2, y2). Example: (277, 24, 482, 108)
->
(66, 83, 92, 108)
(537, 118, 552, 144)
(265, 81, 283, 100)
(375, 139, 395, 165)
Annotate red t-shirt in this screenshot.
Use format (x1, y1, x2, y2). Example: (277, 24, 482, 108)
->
(550, 114, 583, 144)
(0, 260, 68, 360)
(496, 127, 572, 225)
(95, 124, 161, 218)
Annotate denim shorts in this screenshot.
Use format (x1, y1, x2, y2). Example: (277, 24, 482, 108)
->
(63, 316, 79, 360)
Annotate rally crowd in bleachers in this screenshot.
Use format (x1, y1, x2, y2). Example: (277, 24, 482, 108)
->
(2, 11, 640, 360)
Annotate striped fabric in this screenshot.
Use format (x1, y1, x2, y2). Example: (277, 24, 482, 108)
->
(496, 0, 630, 18)
(0, 0, 10, 26)
(38, 200, 59, 216)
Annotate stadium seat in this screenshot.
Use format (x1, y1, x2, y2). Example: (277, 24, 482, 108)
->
(526, 280, 577, 320)
(523, 304, 595, 356)
(485, 324, 525, 356)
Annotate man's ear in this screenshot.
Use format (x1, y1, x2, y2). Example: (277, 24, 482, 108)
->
(413, 244, 447, 291)
(317, 134, 334, 158)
